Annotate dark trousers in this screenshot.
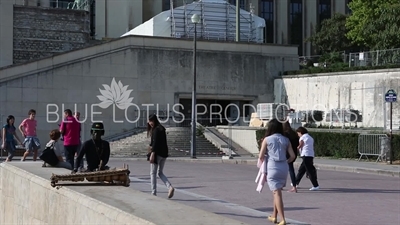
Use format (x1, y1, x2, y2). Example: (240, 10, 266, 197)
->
(295, 156, 319, 187)
(64, 145, 79, 169)
(288, 162, 296, 186)
(76, 142, 84, 168)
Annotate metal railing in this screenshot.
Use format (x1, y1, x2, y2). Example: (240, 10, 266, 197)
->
(358, 134, 389, 162)
(299, 55, 323, 67)
(299, 52, 348, 68)
(349, 48, 400, 67)
(48, 0, 90, 11)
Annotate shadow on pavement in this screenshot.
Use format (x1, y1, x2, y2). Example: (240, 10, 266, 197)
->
(214, 212, 265, 219)
(255, 207, 318, 212)
(174, 186, 206, 190)
(318, 188, 400, 193)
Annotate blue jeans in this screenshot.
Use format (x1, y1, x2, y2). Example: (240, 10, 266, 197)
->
(64, 145, 79, 169)
(75, 142, 84, 168)
(55, 161, 72, 170)
(5, 140, 16, 160)
(23, 136, 40, 152)
(150, 156, 172, 195)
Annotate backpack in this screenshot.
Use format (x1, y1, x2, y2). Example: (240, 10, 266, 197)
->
(39, 142, 59, 166)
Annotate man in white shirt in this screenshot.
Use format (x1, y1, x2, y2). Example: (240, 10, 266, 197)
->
(294, 127, 320, 191)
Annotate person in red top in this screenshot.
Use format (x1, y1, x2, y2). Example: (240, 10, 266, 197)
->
(60, 109, 81, 168)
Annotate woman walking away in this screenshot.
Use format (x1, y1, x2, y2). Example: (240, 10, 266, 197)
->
(2, 115, 23, 162)
(148, 114, 175, 198)
(259, 119, 296, 225)
(295, 127, 320, 191)
(282, 121, 299, 193)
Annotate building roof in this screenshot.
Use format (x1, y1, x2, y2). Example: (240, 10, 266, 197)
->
(121, 0, 266, 43)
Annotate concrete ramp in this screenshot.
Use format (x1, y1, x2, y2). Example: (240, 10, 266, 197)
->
(0, 162, 249, 225)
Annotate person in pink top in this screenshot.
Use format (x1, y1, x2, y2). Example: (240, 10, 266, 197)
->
(60, 109, 81, 168)
(19, 109, 41, 161)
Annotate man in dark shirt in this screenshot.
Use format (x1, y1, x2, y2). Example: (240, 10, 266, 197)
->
(72, 122, 110, 173)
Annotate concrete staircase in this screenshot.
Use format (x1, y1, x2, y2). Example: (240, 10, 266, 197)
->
(205, 127, 255, 157)
(167, 127, 224, 157)
(110, 127, 223, 158)
(109, 129, 150, 157)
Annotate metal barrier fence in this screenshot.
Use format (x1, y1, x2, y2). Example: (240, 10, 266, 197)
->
(358, 134, 389, 162)
(349, 48, 400, 67)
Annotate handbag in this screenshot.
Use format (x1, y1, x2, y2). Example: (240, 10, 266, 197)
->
(39, 143, 59, 166)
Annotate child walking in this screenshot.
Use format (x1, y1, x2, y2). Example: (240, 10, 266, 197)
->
(19, 109, 41, 161)
(2, 115, 23, 162)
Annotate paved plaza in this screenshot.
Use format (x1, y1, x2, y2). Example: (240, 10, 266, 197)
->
(107, 158, 400, 225)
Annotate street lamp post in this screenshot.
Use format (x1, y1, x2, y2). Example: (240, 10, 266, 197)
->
(190, 13, 200, 159)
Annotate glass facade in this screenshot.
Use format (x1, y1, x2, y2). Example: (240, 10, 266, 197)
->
(259, 0, 274, 43)
(228, 0, 246, 9)
(289, 0, 303, 55)
(318, 0, 331, 24)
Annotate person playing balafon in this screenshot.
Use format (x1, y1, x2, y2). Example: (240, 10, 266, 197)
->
(72, 122, 110, 173)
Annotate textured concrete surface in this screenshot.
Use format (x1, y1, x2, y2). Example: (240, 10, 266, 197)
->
(106, 159, 400, 225)
(0, 36, 298, 146)
(274, 69, 400, 128)
(1, 158, 399, 224)
(0, 162, 250, 225)
(13, 5, 91, 64)
(116, 157, 400, 178)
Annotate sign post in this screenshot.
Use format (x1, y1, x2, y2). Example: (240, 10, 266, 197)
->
(385, 89, 397, 164)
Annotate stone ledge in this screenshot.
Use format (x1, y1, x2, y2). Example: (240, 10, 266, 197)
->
(0, 162, 249, 225)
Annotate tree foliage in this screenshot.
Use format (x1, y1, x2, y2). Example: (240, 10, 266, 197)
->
(307, 13, 355, 54)
(345, 0, 399, 49)
(364, 4, 400, 50)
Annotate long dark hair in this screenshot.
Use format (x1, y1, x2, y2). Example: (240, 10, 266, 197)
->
(147, 114, 161, 137)
(282, 121, 297, 138)
(264, 118, 283, 138)
(282, 121, 299, 150)
(5, 115, 15, 128)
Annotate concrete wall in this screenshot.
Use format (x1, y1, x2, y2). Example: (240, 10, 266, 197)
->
(95, 0, 143, 39)
(0, 163, 250, 225)
(0, 0, 13, 68)
(142, 0, 163, 22)
(0, 163, 154, 225)
(217, 126, 264, 154)
(13, 6, 91, 64)
(0, 36, 298, 145)
(274, 69, 400, 129)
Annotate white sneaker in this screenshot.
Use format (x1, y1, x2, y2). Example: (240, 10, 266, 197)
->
(309, 186, 320, 191)
(291, 183, 298, 188)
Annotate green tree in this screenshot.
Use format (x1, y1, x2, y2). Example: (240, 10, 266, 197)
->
(364, 4, 400, 50)
(345, 0, 399, 48)
(307, 13, 355, 54)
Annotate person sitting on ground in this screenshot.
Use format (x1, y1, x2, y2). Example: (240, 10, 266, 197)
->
(72, 122, 110, 173)
(41, 129, 72, 170)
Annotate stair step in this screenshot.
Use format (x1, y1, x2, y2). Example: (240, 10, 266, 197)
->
(110, 127, 224, 157)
